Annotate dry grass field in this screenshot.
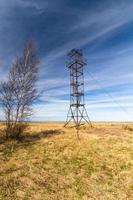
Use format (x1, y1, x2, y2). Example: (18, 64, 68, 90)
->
(0, 122, 133, 200)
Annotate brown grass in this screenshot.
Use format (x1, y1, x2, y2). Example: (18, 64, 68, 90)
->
(0, 122, 133, 200)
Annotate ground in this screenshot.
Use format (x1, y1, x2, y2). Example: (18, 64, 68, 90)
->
(0, 122, 133, 200)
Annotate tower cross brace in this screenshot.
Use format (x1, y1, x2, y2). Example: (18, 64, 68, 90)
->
(64, 49, 92, 130)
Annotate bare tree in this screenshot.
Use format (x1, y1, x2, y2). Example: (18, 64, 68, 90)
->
(0, 41, 39, 139)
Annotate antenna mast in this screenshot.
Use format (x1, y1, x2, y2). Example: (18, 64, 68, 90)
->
(64, 49, 92, 131)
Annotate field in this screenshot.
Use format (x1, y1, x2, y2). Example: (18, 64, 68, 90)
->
(0, 122, 133, 200)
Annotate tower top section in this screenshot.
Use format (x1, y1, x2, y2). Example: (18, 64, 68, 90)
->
(67, 48, 87, 68)
(67, 49, 83, 57)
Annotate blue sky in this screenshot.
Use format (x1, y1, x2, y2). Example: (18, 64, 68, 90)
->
(0, 0, 133, 121)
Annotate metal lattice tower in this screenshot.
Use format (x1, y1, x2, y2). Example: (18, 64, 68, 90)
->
(64, 49, 92, 130)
